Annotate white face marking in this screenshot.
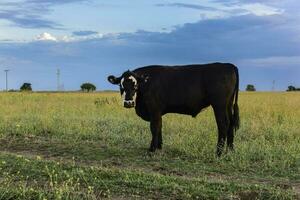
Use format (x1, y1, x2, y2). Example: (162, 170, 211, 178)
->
(132, 92, 137, 102)
(120, 76, 137, 89)
(120, 76, 138, 107)
(122, 92, 137, 105)
(122, 91, 136, 107)
(120, 78, 125, 88)
(122, 91, 126, 102)
(128, 76, 137, 85)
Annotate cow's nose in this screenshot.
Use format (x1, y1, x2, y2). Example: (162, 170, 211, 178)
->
(124, 101, 135, 108)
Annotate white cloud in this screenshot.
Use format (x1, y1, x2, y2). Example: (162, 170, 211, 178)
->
(218, 2, 283, 16)
(240, 3, 283, 16)
(36, 32, 57, 41)
(34, 32, 104, 42)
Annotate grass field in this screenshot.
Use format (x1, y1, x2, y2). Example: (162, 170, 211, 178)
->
(0, 92, 299, 199)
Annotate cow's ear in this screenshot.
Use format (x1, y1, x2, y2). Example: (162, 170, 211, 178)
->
(107, 75, 121, 85)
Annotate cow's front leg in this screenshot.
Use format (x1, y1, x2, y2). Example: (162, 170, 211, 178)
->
(149, 115, 162, 152)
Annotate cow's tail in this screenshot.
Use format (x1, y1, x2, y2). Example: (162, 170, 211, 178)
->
(232, 66, 240, 131)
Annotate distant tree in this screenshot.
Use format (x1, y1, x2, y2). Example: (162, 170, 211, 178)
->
(246, 84, 256, 91)
(20, 83, 32, 91)
(81, 83, 96, 92)
(287, 85, 296, 91)
(8, 89, 18, 92)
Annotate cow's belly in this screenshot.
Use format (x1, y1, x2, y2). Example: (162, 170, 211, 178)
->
(164, 103, 209, 117)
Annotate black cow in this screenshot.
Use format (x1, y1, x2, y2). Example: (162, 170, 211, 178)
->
(108, 63, 240, 156)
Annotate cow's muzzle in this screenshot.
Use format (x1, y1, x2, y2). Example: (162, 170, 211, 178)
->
(124, 100, 135, 108)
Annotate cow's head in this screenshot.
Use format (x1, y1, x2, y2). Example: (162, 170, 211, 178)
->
(107, 70, 148, 108)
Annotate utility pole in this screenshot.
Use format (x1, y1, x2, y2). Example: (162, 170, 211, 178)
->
(4, 69, 9, 92)
(56, 69, 60, 91)
(272, 80, 275, 91)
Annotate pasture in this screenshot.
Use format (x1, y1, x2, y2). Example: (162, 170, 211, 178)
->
(0, 92, 299, 199)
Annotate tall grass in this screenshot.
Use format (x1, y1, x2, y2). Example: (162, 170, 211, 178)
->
(0, 92, 299, 199)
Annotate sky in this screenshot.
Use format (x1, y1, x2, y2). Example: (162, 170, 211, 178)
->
(0, 0, 299, 91)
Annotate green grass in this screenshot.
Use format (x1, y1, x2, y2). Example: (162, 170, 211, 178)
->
(0, 92, 299, 199)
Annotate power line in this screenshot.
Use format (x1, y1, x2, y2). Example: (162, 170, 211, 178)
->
(4, 69, 9, 92)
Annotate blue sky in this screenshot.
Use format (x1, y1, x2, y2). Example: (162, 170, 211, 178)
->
(0, 0, 299, 91)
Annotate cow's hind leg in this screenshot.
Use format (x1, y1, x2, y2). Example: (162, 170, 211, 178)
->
(212, 105, 230, 157)
(227, 104, 234, 152)
(226, 94, 235, 152)
(158, 129, 163, 149)
(149, 115, 162, 152)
